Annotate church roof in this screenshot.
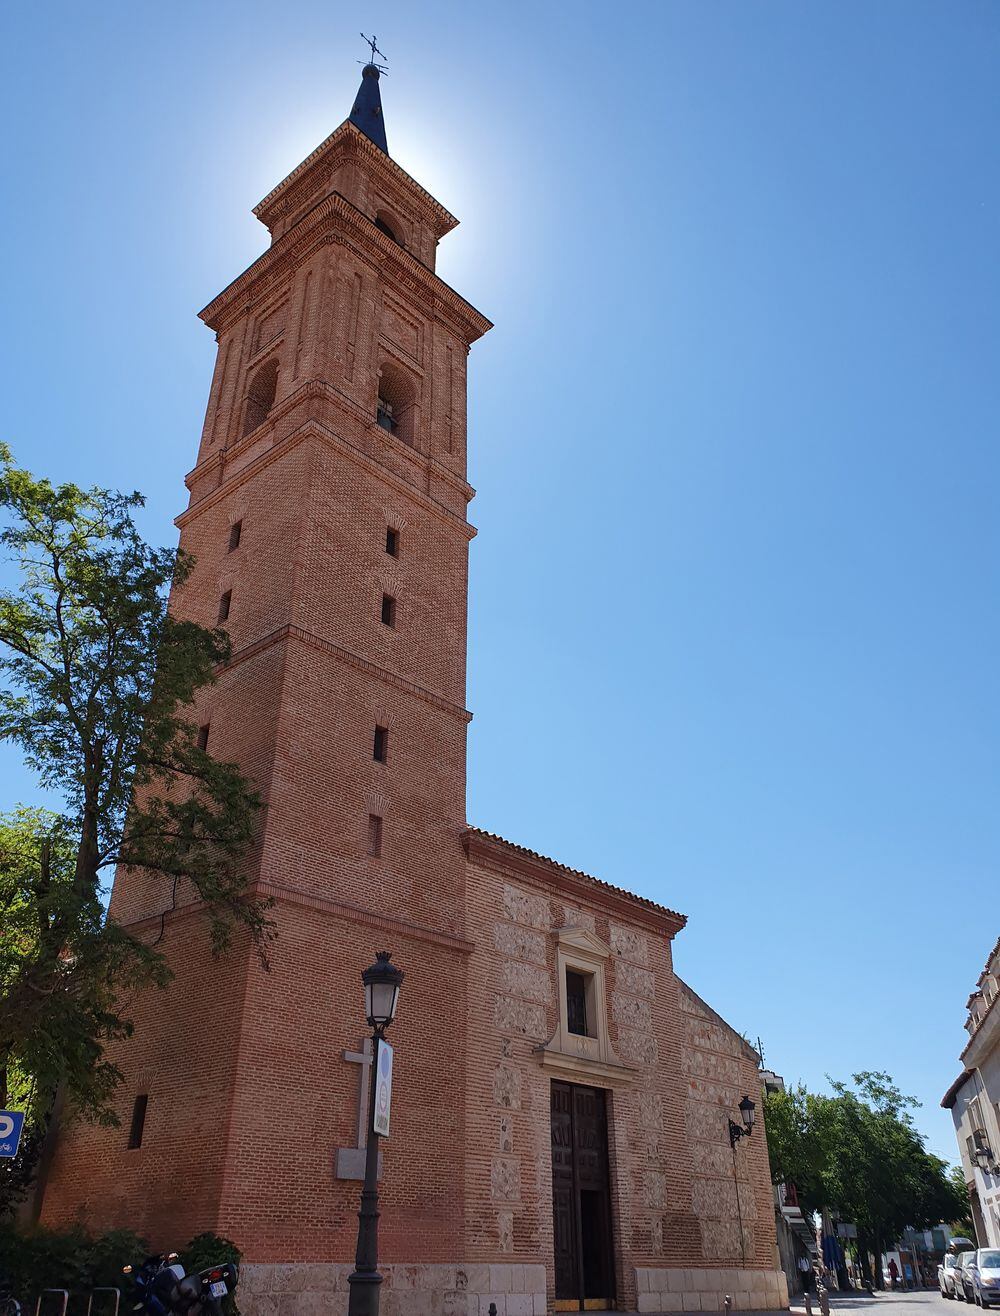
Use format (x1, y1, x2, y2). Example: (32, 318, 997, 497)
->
(675, 977, 762, 1064)
(464, 827, 687, 929)
(349, 63, 388, 154)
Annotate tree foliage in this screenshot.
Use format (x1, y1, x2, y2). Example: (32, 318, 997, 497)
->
(948, 1163, 976, 1238)
(761, 1083, 832, 1216)
(764, 1070, 969, 1276)
(0, 807, 166, 1122)
(0, 448, 271, 1142)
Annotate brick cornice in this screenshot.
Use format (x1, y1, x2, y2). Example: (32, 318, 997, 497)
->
(463, 829, 687, 938)
(200, 190, 490, 344)
(222, 622, 473, 723)
(253, 122, 459, 237)
(256, 879, 474, 954)
(119, 880, 474, 957)
(177, 411, 478, 541)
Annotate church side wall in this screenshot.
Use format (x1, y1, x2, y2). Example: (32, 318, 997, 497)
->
(633, 985, 786, 1312)
(462, 851, 786, 1315)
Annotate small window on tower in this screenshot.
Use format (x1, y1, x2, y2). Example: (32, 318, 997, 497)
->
(381, 594, 396, 628)
(197, 724, 210, 752)
(385, 527, 399, 557)
(374, 726, 388, 763)
(376, 396, 396, 434)
(218, 591, 232, 622)
(127, 1094, 148, 1150)
(228, 520, 242, 552)
(367, 814, 383, 857)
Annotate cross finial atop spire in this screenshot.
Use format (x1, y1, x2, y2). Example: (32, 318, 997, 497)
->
(359, 32, 388, 73)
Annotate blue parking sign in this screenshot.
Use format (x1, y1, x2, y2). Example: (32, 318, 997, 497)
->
(0, 1111, 25, 1158)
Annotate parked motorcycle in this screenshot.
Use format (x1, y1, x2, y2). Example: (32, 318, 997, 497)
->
(123, 1252, 238, 1316)
(0, 1268, 22, 1316)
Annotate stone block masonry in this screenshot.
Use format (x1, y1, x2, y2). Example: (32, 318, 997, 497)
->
(239, 1263, 548, 1316)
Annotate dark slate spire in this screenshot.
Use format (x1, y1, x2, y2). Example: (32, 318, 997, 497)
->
(350, 64, 388, 154)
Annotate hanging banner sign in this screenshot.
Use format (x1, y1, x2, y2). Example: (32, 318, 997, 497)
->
(373, 1039, 393, 1138)
(0, 1111, 25, 1159)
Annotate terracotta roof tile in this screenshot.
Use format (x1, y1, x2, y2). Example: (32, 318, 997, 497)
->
(465, 827, 687, 924)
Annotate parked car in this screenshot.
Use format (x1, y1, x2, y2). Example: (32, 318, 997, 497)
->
(956, 1252, 978, 1301)
(941, 1253, 964, 1299)
(973, 1250, 1000, 1308)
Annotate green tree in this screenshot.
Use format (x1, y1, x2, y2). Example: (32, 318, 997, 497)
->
(0, 807, 165, 1122)
(948, 1163, 975, 1237)
(824, 1073, 967, 1280)
(763, 1083, 833, 1215)
(764, 1070, 968, 1287)
(0, 449, 270, 1152)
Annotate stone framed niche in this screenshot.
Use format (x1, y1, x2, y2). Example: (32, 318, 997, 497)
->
(535, 926, 636, 1085)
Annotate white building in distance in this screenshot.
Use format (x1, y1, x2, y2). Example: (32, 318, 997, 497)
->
(942, 936, 1000, 1247)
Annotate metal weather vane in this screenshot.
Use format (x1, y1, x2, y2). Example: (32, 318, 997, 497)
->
(359, 33, 389, 73)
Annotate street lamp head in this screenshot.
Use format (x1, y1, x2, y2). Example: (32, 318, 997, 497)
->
(362, 950, 404, 1031)
(739, 1095, 756, 1134)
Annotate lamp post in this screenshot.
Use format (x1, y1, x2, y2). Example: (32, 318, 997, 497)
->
(974, 1143, 997, 1176)
(727, 1096, 756, 1266)
(347, 950, 404, 1316)
(728, 1095, 756, 1149)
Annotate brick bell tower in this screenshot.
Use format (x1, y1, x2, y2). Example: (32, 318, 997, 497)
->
(41, 61, 491, 1261)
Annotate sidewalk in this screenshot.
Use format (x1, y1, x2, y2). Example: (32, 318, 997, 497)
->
(629, 1282, 946, 1316)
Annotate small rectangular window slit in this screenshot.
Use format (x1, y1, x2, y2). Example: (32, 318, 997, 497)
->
(373, 726, 388, 763)
(197, 724, 210, 752)
(367, 814, 383, 857)
(127, 1094, 148, 1149)
(228, 520, 242, 552)
(385, 527, 399, 557)
(381, 594, 395, 628)
(218, 590, 232, 622)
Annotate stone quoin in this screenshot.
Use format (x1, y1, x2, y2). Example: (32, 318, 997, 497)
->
(40, 57, 789, 1316)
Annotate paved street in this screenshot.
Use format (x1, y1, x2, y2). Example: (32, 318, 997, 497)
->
(789, 1291, 959, 1316)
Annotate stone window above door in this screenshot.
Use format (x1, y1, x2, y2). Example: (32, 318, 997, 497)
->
(535, 927, 635, 1086)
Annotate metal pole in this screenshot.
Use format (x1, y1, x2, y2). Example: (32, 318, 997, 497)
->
(731, 1141, 746, 1266)
(347, 1027, 383, 1316)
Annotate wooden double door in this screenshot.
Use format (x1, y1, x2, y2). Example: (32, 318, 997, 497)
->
(551, 1081, 616, 1311)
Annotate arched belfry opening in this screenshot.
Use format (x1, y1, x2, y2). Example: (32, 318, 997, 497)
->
(376, 361, 416, 446)
(242, 358, 278, 437)
(374, 211, 405, 248)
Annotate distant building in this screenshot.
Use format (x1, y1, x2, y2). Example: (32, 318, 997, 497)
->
(942, 936, 1000, 1247)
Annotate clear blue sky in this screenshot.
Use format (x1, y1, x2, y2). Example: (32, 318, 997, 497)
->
(3, 1, 998, 1163)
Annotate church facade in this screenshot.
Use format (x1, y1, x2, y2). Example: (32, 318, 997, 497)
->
(41, 63, 788, 1316)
